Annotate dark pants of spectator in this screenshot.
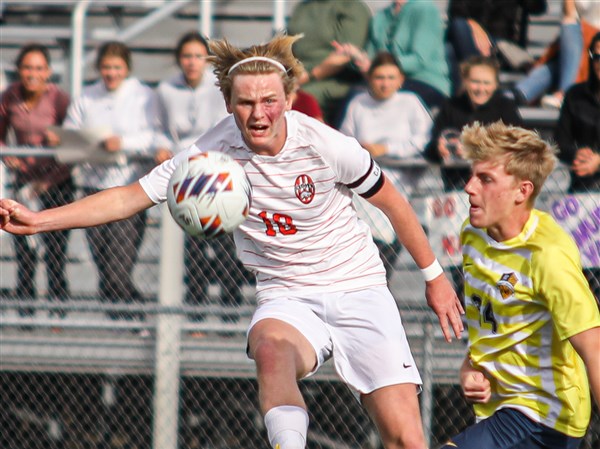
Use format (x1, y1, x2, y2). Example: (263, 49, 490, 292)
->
(185, 233, 253, 323)
(13, 178, 74, 317)
(446, 18, 489, 65)
(83, 188, 147, 320)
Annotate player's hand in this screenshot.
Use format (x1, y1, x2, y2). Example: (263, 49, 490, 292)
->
(0, 199, 38, 235)
(425, 274, 464, 342)
(461, 366, 491, 403)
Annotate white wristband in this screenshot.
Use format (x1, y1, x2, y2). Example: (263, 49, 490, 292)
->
(421, 259, 443, 282)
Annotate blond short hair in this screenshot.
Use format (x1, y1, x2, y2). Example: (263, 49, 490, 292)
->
(209, 34, 305, 102)
(462, 121, 557, 204)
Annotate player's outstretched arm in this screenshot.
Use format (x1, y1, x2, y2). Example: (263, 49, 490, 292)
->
(0, 182, 154, 235)
(569, 326, 600, 408)
(367, 176, 464, 342)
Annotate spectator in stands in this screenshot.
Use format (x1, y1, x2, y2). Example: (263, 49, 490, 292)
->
(424, 56, 522, 302)
(290, 84, 324, 122)
(63, 41, 157, 324)
(339, 52, 432, 187)
(333, 0, 451, 112)
(0, 43, 73, 318)
(287, 0, 371, 125)
(425, 56, 523, 192)
(446, 0, 547, 90)
(555, 32, 600, 301)
(512, 0, 600, 109)
(154, 31, 250, 330)
(339, 52, 433, 281)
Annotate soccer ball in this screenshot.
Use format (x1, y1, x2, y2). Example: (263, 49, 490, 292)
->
(167, 152, 252, 238)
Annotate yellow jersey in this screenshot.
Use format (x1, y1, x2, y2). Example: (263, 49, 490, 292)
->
(461, 209, 600, 437)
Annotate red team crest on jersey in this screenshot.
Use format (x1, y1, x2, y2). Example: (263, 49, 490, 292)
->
(295, 175, 315, 204)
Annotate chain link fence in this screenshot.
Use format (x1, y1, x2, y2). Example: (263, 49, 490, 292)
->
(1, 156, 599, 449)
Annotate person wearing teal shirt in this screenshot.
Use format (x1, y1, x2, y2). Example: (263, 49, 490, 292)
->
(366, 0, 451, 96)
(335, 0, 451, 112)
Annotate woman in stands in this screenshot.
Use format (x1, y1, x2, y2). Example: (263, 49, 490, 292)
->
(63, 41, 158, 324)
(0, 43, 73, 318)
(424, 56, 522, 192)
(154, 31, 250, 331)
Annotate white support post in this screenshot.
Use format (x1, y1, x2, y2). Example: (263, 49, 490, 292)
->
(152, 204, 185, 449)
(273, 0, 286, 35)
(421, 322, 434, 447)
(200, 0, 213, 37)
(70, 0, 93, 99)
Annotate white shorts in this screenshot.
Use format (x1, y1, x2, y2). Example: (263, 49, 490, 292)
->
(248, 286, 422, 395)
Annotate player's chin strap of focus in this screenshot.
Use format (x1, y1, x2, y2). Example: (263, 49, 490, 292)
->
(421, 259, 444, 282)
(228, 56, 288, 75)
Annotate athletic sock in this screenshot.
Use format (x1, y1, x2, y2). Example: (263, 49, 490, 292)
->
(264, 405, 309, 449)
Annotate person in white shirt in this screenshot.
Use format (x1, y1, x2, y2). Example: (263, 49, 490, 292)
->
(1, 34, 464, 449)
(154, 32, 228, 161)
(340, 52, 432, 162)
(63, 41, 158, 321)
(154, 31, 250, 329)
(340, 51, 433, 282)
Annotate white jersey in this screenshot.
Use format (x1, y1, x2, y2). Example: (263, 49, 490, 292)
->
(140, 111, 388, 300)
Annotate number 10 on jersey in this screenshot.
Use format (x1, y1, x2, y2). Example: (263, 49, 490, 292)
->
(259, 211, 298, 236)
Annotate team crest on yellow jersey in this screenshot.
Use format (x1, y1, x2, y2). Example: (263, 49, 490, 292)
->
(497, 272, 517, 299)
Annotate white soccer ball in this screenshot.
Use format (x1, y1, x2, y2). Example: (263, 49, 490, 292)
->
(167, 152, 252, 238)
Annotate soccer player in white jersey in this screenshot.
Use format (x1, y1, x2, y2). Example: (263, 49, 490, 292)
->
(0, 34, 465, 449)
(440, 122, 600, 449)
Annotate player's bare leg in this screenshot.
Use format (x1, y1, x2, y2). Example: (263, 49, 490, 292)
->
(248, 318, 317, 448)
(362, 383, 427, 449)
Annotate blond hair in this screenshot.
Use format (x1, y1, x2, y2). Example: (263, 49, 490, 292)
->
(209, 34, 304, 101)
(462, 121, 557, 204)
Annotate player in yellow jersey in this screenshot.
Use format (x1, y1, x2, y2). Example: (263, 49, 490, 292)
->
(440, 121, 600, 449)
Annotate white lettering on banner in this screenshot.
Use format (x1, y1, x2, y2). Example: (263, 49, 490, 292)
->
(425, 192, 469, 267)
(544, 193, 600, 268)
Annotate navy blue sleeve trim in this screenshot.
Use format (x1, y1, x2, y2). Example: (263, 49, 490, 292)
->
(360, 172, 385, 198)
